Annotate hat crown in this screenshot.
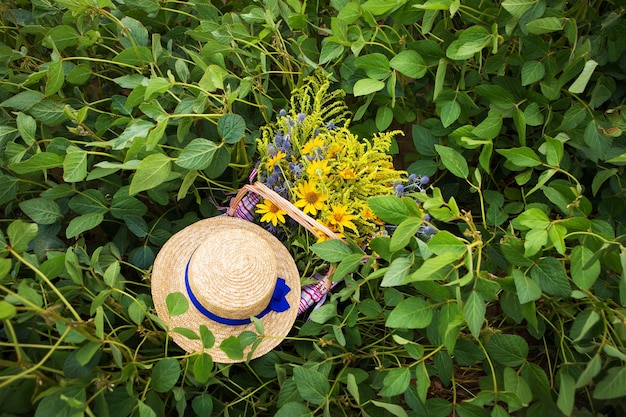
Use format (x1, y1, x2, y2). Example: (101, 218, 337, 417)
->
(187, 228, 277, 320)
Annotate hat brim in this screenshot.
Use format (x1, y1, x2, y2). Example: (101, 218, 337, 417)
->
(151, 216, 300, 363)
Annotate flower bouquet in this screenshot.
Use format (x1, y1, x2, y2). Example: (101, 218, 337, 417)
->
(228, 72, 432, 313)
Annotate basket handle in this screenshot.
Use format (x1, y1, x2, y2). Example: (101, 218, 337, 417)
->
(227, 182, 342, 241)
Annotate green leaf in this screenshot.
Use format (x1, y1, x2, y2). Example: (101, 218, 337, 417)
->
(571, 245, 601, 290)
(446, 26, 492, 60)
(199, 325, 215, 349)
(68, 189, 107, 215)
(390, 50, 427, 79)
(354, 53, 390, 80)
(593, 367, 626, 399)
(66, 64, 91, 85)
(568, 60, 598, 94)
(0, 300, 17, 320)
(110, 191, 148, 219)
(531, 257, 571, 297)
(512, 269, 541, 304)
(485, 333, 528, 366)
(386, 296, 433, 329)
(309, 303, 337, 324)
(19, 198, 62, 225)
(43, 25, 79, 50)
(333, 253, 363, 281)
(435, 145, 468, 178)
(379, 367, 411, 397)
(502, 0, 534, 19)
(375, 106, 393, 131)
(176, 138, 219, 170)
(473, 109, 502, 140)
(137, 401, 156, 417)
(525, 17, 564, 35)
(591, 168, 618, 196)
(16, 112, 36, 145)
(521, 60, 545, 86)
(152, 358, 181, 393)
(390, 217, 422, 251)
(293, 367, 330, 405)
(275, 402, 312, 417)
(9, 152, 64, 174)
(193, 353, 213, 384)
(362, 0, 406, 15)
(46, 61, 64, 96)
(406, 252, 459, 282)
(576, 354, 601, 389)
(166, 292, 189, 316)
(368, 195, 409, 224)
(381, 256, 413, 287)
(310, 239, 352, 262)
(66, 213, 104, 238)
(218, 113, 246, 144)
(113, 119, 154, 149)
(371, 400, 408, 417)
(192, 394, 214, 416)
(503, 367, 532, 406)
(516, 208, 550, 230)
(427, 230, 467, 257)
(199, 64, 228, 92)
(172, 327, 199, 339)
(464, 291, 485, 338)
(8, 220, 38, 253)
(129, 153, 171, 195)
(144, 77, 170, 100)
(353, 78, 385, 96)
(496, 147, 542, 167)
(439, 101, 461, 128)
(63, 146, 87, 182)
(0, 176, 18, 206)
(570, 309, 601, 342)
(220, 336, 244, 360)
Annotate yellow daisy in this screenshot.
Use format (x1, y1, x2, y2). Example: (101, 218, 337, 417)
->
(339, 166, 357, 180)
(256, 199, 287, 226)
(294, 180, 328, 215)
(306, 159, 331, 179)
(302, 137, 325, 155)
(326, 204, 358, 233)
(266, 151, 286, 171)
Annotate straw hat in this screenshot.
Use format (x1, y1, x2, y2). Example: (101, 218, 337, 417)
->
(151, 216, 300, 363)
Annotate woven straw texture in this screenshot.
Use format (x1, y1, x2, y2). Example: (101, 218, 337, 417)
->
(151, 216, 300, 363)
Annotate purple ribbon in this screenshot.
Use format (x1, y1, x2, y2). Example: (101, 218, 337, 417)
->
(184, 257, 291, 326)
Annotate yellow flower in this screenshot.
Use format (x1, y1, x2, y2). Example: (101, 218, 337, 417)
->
(326, 204, 357, 233)
(266, 151, 286, 171)
(306, 159, 331, 179)
(302, 137, 325, 155)
(294, 180, 328, 215)
(360, 207, 378, 222)
(315, 225, 344, 243)
(339, 166, 357, 180)
(256, 199, 287, 226)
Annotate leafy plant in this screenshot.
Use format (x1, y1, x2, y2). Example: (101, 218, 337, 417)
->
(1, 0, 625, 416)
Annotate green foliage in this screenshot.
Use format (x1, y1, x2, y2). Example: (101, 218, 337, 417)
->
(1, 0, 626, 416)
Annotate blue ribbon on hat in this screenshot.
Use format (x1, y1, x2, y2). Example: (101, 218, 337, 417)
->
(184, 257, 291, 326)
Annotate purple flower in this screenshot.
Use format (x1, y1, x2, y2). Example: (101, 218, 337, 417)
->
(423, 213, 431, 222)
(394, 184, 405, 196)
(327, 121, 336, 130)
(279, 109, 287, 117)
(419, 176, 430, 185)
(297, 112, 306, 123)
(289, 163, 303, 177)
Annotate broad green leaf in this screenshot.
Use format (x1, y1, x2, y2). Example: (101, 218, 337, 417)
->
(390, 217, 422, 251)
(333, 253, 363, 281)
(309, 303, 337, 324)
(0, 300, 17, 320)
(502, 0, 535, 19)
(496, 147, 542, 167)
(576, 354, 601, 389)
(176, 138, 219, 169)
(379, 367, 411, 397)
(371, 400, 408, 417)
(46, 60, 64, 96)
(548, 224, 567, 255)
(120, 16, 149, 48)
(220, 336, 244, 360)
(485, 333, 528, 366)
(152, 358, 181, 393)
(218, 113, 246, 144)
(68, 189, 107, 214)
(354, 53, 390, 80)
(525, 17, 564, 35)
(113, 119, 154, 149)
(386, 296, 433, 329)
(464, 291, 485, 338)
(19, 198, 62, 225)
(368, 195, 409, 224)
(30, 99, 69, 125)
(199, 325, 215, 349)
(144, 77, 170, 100)
(66, 213, 104, 238)
(43, 25, 79, 50)
(406, 252, 459, 282)
(63, 146, 88, 182)
(9, 152, 64, 174)
(362, 0, 407, 15)
(531, 257, 571, 297)
(192, 394, 214, 416)
(571, 245, 601, 290)
(512, 269, 541, 304)
(434, 145, 468, 178)
(427, 230, 467, 257)
(129, 153, 171, 195)
(16, 112, 36, 145)
(544, 136, 564, 166)
(503, 367, 532, 406)
(439, 100, 461, 128)
(137, 401, 156, 417)
(172, 327, 199, 339)
(570, 309, 600, 342)
(166, 292, 189, 316)
(110, 190, 148, 219)
(473, 109, 502, 140)
(0, 176, 18, 206)
(593, 367, 626, 400)
(568, 59, 598, 94)
(516, 208, 551, 230)
(446, 26, 492, 60)
(591, 168, 618, 196)
(66, 64, 91, 85)
(310, 239, 352, 262)
(381, 256, 413, 287)
(293, 367, 330, 405)
(8, 220, 38, 253)
(199, 64, 228, 92)
(193, 353, 213, 384)
(275, 402, 312, 417)
(390, 50, 427, 79)
(433, 58, 446, 101)
(521, 60, 545, 86)
(353, 78, 385, 96)
(375, 106, 393, 131)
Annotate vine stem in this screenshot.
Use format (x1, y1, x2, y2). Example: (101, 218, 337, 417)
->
(9, 248, 82, 322)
